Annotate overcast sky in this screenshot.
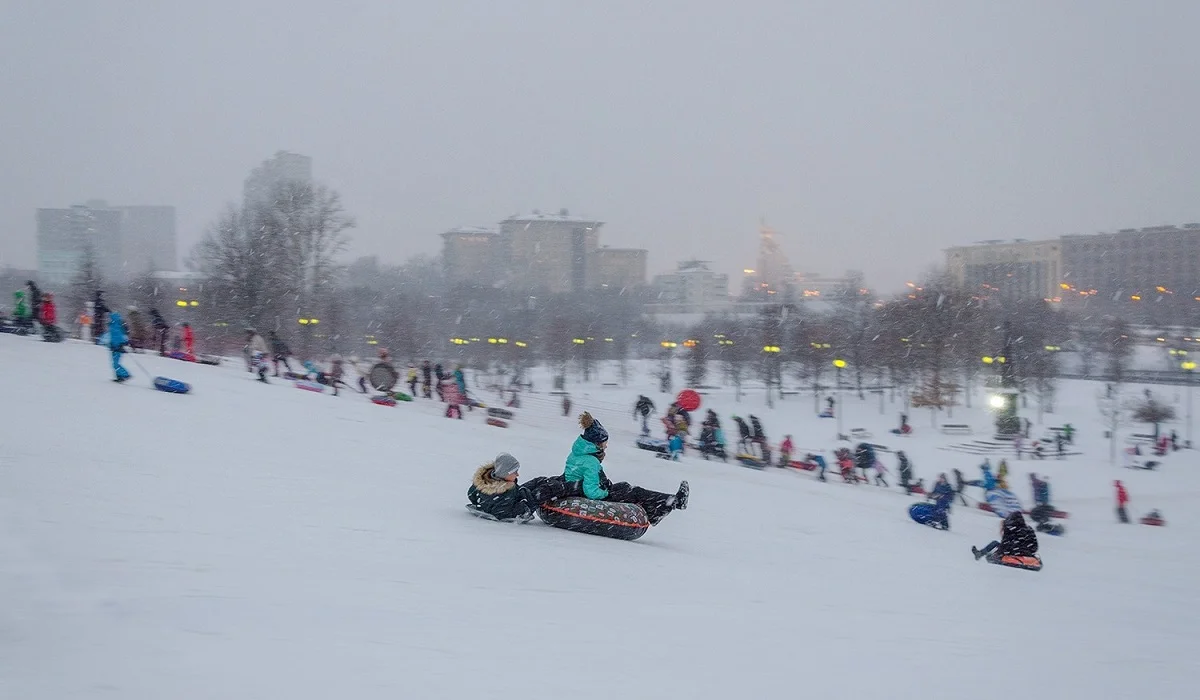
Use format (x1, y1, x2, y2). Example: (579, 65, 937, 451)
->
(2, 1, 1198, 292)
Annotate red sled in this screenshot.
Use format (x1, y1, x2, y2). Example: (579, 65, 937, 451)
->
(370, 395, 396, 406)
(486, 418, 510, 428)
(1141, 516, 1166, 526)
(788, 460, 817, 471)
(905, 484, 927, 495)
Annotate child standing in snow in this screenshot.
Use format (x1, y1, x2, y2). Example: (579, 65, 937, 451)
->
(105, 311, 132, 382)
(668, 433, 684, 461)
(467, 453, 537, 522)
(1115, 480, 1130, 523)
(873, 459, 889, 487)
(778, 435, 794, 467)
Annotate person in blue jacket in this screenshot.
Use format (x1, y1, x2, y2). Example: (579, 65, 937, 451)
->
(667, 432, 684, 461)
(548, 412, 688, 525)
(106, 311, 132, 382)
(926, 473, 956, 530)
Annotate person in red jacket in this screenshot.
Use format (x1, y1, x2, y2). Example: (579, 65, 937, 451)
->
(39, 292, 60, 342)
(1115, 480, 1130, 523)
(181, 322, 195, 356)
(778, 435, 794, 467)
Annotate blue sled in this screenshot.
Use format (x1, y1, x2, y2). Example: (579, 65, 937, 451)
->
(153, 377, 191, 394)
(909, 502, 948, 530)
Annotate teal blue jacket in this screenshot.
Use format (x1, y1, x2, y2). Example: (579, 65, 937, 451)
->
(563, 436, 608, 499)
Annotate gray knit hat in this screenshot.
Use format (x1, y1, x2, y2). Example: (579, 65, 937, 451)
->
(492, 452, 520, 479)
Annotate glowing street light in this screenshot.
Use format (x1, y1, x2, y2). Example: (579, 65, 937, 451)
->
(1184, 360, 1197, 448)
(989, 395, 1006, 409)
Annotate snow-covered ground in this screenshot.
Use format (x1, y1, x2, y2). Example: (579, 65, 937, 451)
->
(1, 336, 1196, 699)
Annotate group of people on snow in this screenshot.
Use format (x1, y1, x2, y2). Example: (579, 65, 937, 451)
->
(468, 411, 689, 527)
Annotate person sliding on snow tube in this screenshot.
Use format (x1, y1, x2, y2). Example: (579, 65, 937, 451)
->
(467, 453, 538, 522)
(925, 474, 955, 530)
(529, 412, 688, 526)
(973, 511, 1038, 563)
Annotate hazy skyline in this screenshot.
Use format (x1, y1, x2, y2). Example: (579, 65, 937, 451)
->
(2, 1, 1198, 292)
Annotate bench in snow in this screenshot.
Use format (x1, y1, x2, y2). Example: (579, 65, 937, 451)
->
(941, 424, 972, 435)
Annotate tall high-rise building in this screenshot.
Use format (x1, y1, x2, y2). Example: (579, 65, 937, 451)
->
(244, 151, 313, 204)
(36, 201, 177, 286)
(742, 222, 794, 299)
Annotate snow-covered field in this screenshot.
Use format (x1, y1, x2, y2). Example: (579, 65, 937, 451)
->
(2, 335, 1196, 699)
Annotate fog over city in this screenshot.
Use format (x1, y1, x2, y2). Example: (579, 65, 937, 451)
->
(3, 1, 1199, 290)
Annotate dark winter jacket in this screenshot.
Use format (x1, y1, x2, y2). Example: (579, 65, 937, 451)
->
(467, 465, 530, 521)
(1031, 476, 1050, 506)
(855, 443, 876, 470)
(898, 454, 913, 482)
(999, 512, 1038, 556)
(734, 417, 751, 440)
(269, 333, 291, 358)
(930, 481, 955, 511)
(749, 415, 765, 440)
(150, 309, 169, 331)
(634, 396, 655, 418)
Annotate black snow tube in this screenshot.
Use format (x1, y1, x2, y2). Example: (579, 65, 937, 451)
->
(537, 497, 650, 541)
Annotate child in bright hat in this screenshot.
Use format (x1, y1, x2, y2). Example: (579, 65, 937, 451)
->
(467, 453, 537, 522)
(559, 412, 689, 525)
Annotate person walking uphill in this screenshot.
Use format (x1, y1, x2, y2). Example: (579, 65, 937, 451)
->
(1115, 480, 1130, 523)
(39, 292, 60, 342)
(105, 310, 132, 382)
(526, 412, 689, 526)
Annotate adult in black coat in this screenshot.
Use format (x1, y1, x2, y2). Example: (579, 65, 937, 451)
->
(25, 281, 42, 325)
(973, 512, 1039, 562)
(91, 291, 109, 343)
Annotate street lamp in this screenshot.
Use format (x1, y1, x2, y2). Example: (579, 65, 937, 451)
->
(1183, 360, 1196, 448)
(833, 358, 847, 437)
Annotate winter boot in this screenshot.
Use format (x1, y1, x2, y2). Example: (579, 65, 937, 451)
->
(673, 481, 689, 510)
(972, 546, 983, 560)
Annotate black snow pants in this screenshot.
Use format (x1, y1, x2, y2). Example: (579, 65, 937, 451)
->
(605, 482, 675, 523)
(522, 476, 675, 524)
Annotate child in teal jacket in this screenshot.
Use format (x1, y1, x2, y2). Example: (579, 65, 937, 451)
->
(558, 412, 689, 525)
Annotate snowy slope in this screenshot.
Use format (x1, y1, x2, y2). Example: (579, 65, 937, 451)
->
(1, 336, 1195, 699)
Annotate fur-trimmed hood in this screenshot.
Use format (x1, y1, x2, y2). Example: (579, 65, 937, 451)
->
(472, 464, 516, 495)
